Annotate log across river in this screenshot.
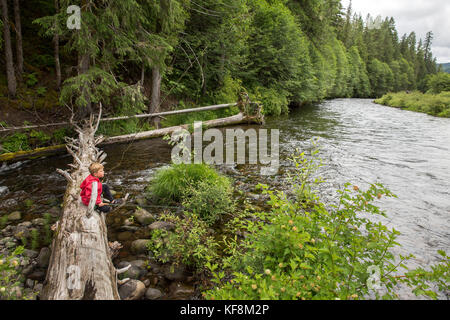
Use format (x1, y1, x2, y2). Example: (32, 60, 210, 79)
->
(0, 98, 449, 299)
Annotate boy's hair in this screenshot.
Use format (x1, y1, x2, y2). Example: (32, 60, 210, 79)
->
(89, 162, 104, 175)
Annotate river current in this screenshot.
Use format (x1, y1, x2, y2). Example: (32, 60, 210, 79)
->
(1, 98, 449, 299)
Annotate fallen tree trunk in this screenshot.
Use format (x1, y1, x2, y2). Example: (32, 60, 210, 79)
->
(40, 111, 123, 300)
(102, 112, 262, 145)
(0, 112, 262, 163)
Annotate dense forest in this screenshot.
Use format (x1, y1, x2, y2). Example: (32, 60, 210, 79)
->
(0, 0, 440, 121)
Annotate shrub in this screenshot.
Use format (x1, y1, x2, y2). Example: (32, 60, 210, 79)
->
(0, 246, 37, 300)
(148, 163, 231, 204)
(147, 212, 219, 271)
(182, 179, 234, 226)
(205, 148, 449, 300)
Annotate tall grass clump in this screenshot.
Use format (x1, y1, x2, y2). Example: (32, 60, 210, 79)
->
(148, 163, 232, 204)
(375, 91, 450, 117)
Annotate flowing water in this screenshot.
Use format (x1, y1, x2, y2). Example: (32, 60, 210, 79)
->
(1, 98, 449, 299)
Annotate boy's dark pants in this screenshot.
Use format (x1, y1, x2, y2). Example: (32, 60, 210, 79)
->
(95, 184, 114, 213)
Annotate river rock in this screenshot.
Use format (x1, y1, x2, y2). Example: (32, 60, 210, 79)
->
(135, 197, 148, 206)
(145, 287, 163, 300)
(163, 264, 188, 281)
(22, 264, 35, 276)
(47, 206, 61, 218)
(25, 279, 35, 289)
(169, 282, 194, 299)
(130, 260, 146, 269)
(119, 279, 146, 300)
(13, 225, 31, 239)
(27, 270, 45, 281)
(34, 283, 43, 293)
(117, 231, 133, 241)
(130, 239, 151, 255)
(37, 247, 51, 268)
(148, 221, 175, 232)
(32, 218, 46, 226)
(127, 265, 145, 280)
(133, 208, 155, 225)
(8, 211, 22, 221)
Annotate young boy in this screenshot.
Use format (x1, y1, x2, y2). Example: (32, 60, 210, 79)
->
(80, 162, 120, 214)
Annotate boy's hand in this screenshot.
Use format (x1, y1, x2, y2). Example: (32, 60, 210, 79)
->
(98, 202, 107, 207)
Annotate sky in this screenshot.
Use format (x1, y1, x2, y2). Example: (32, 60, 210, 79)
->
(341, 0, 450, 64)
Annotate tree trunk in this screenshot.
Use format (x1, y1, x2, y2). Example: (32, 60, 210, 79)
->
(150, 66, 161, 128)
(13, 0, 23, 78)
(40, 112, 122, 300)
(1, 0, 17, 98)
(77, 53, 92, 118)
(54, 0, 61, 90)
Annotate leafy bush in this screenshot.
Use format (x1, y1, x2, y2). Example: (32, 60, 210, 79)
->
(148, 163, 231, 204)
(375, 91, 450, 117)
(24, 73, 38, 87)
(182, 179, 234, 226)
(147, 212, 219, 271)
(427, 73, 450, 94)
(1, 133, 31, 153)
(204, 148, 449, 300)
(249, 86, 289, 116)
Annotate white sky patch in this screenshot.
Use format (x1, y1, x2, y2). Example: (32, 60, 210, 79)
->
(341, 0, 450, 63)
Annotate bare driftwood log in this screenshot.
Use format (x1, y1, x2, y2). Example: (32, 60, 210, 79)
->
(40, 109, 123, 300)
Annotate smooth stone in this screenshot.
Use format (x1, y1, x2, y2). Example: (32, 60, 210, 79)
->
(130, 260, 146, 269)
(130, 239, 151, 255)
(118, 280, 146, 300)
(117, 261, 131, 269)
(148, 221, 175, 232)
(143, 279, 151, 287)
(37, 247, 51, 268)
(127, 266, 144, 280)
(23, 249, 38, 259)
(18, 221, 32, 228)
(22, 265, 35, 276)
(8, 211, 22, 221)
(169, 282, 194, 299)
(34, 283, 43, 292)
(25, 279, 35, 289)
(14, 225, 30, 239)
(163, 264, 188, 281)
(27, 270, 45, 281)
(145, 287, 163, 300)
(135, 197, 147, 206)
(119, 225, 140, 232)
(133, 208, 155, 226)
(117, 231, 133, 241)
(47, 207, 61, 218)
(32, 218, 46, 226)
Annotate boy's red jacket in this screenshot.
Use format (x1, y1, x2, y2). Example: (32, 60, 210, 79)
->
(80, 175, 102, 206)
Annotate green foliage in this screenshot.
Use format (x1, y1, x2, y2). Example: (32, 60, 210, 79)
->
(36, 87, 47, 97)
(205, 148, 449, 300)
(43, 213, 54, 246)
(30, 229, 40, 251)
(0, 246, 36, 300)
(0, 215, 9, 230)
(1, 133, 31, 153)
(97, 118, 154, 137)
(249, 87, 289, 116)
(182, 179, 234, 226)
(148, 163, 231, 204)
(426, 73, 450, 94)
(24, 73, 39, 87)
(375, 91, 450, 118)
(147, 212, 219, 271)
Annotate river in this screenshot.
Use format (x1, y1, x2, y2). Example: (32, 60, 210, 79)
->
(1, 98, 449, 299)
